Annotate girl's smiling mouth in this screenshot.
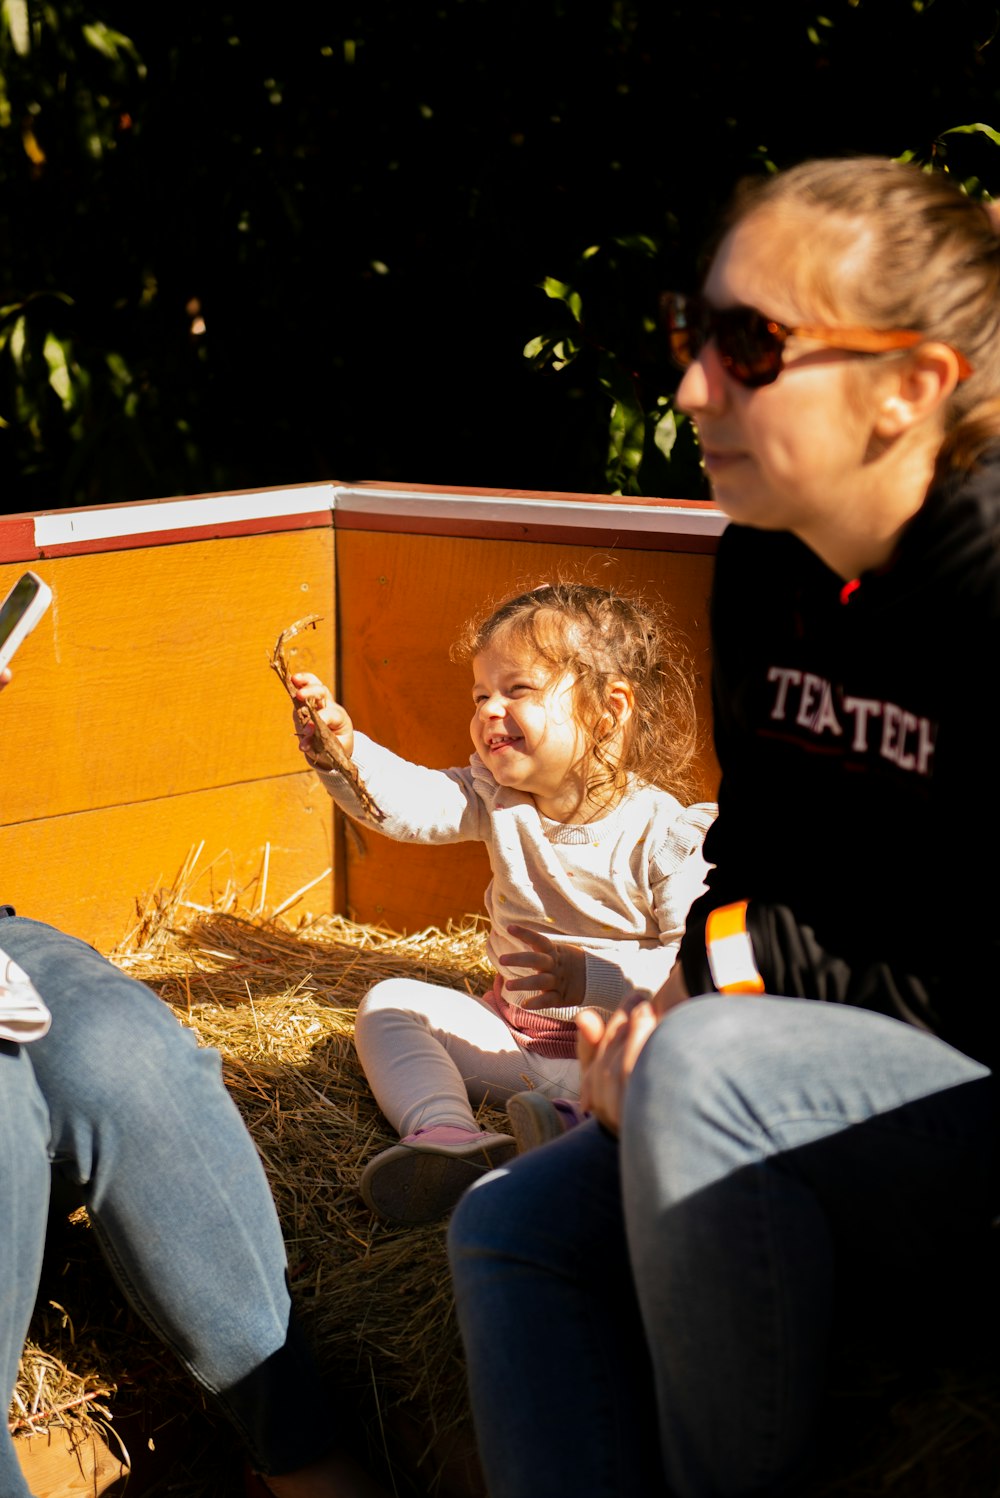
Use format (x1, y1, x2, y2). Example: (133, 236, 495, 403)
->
(488, 734, 523, 752)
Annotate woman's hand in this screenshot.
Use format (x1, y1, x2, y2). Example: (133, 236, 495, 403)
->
(576, 962, 693, 1133)
(499, 925, 587, 1008)
(290, 672, 355, 768)
(652, 962, 690, 1017)
(577, 1001, 659, 1136)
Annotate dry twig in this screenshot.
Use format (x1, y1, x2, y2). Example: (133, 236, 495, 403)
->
(269, 614, 386, 823)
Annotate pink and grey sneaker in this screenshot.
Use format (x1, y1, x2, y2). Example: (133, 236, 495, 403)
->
(359, 1125, 516, 1224)
(506, 1092, 587, 1154)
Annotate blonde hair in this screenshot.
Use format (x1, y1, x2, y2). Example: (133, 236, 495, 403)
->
(453, 581, 699, 805)
(722, 157, 1000, 473)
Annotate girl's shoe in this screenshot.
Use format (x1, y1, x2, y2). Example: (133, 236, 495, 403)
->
(359, 1125, 516, 1224)
(506, 1092, 586, 1154)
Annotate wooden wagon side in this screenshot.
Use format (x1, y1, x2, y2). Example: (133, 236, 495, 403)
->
(0, 481, 723, 950)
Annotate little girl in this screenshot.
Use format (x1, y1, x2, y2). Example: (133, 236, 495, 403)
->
(292, 582, 715, 1224)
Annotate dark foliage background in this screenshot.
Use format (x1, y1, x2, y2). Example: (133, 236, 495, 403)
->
(0, 0, 998, 511)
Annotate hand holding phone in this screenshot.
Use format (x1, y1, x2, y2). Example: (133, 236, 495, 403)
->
(0, 571, 52, 674)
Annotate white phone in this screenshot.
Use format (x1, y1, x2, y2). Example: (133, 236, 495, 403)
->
(0, 571, 52, 673)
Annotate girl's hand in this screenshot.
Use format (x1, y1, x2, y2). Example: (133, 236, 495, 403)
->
(577, 1001, 659, 1136)
(289, 671, 355, 767)
(0, 668, 10, 691)
(499, 925, 587, 1008)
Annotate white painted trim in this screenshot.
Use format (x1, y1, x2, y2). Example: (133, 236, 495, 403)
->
(31, 481, 725, 549)
(332, 485, 726, 537)
(33, 485, 336, 548)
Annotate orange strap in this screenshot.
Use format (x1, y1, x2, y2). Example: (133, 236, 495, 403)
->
(706, 900, 765, 995)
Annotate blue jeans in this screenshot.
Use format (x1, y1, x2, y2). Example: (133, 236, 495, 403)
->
(0, 916, 335, 1492)
(448, 995, 997, 1498)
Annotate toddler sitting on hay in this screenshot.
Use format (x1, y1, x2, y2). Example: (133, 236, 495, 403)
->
(292, 582, 714, 1224)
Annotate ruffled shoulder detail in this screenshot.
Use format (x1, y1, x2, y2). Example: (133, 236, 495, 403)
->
(651, 800, 717, 874)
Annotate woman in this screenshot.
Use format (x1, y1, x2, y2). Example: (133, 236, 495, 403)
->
(446, 156, 1000, 1497)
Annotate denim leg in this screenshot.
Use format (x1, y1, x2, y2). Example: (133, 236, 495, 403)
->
(622, 995, 997, 1498)
(448, 1119, 666, 1498)
(0, 916, 334, 1475)
(0, 1042, 52, 1497)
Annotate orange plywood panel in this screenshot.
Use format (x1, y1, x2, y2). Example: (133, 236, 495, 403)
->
(0, 528, 334, 827)
(335, 530, 717, 930)
(341, 834, 493, 935)
(0, 770, 335, 953)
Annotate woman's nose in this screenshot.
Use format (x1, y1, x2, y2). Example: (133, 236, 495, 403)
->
(676, 343, 726, 416)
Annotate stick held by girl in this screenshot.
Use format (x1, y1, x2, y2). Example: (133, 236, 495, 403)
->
(292, 581, 715, 1224)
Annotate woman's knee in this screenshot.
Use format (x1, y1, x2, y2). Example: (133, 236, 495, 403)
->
(639, 994, 762, 1081)
(448, 1165, 512, 1260)
(27, 976, 224, 1144)
(448, 1151, 569, 1269)
(625, 996, 782, 1142)
(450, 1120, 625, 1270)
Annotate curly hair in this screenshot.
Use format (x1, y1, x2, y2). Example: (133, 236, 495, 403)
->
(452, 581, 700, 808)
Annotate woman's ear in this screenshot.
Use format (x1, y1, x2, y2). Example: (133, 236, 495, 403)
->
(873, 342, 965, 440)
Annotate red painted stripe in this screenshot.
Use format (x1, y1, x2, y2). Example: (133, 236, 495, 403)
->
(0, 517, 40, 565)
(30, 510, 331, 561)
(332, 508, 719, 552)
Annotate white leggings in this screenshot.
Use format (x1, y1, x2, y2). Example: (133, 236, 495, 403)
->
(354, 977, 582, 1137)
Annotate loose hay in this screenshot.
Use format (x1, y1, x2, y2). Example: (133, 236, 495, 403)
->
(11, 1339, 115, 1444)
(12, 869, 1000, 1496)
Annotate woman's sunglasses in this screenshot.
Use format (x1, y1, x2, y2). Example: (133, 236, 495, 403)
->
(660, 291, 973, 389)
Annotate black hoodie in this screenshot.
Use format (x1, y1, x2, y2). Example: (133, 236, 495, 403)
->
(680, 449, 1000, 1071)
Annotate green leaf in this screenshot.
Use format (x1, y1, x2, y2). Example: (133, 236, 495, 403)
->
(539, 276, 582, 323)
(105, 350, 133, 394)
(598, 356, 645, 494)
(8, 314, 25, 371)
(43, 332, 72, 406)
(941, 121, 1000, 147)
(523, 330, 580, 373)
(610, 233, 658, 257)
(549, 336, 579, 372)
(652, 405, 678, 460)
(81, 21, 144, 75)
(2, 0, 30, 57)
